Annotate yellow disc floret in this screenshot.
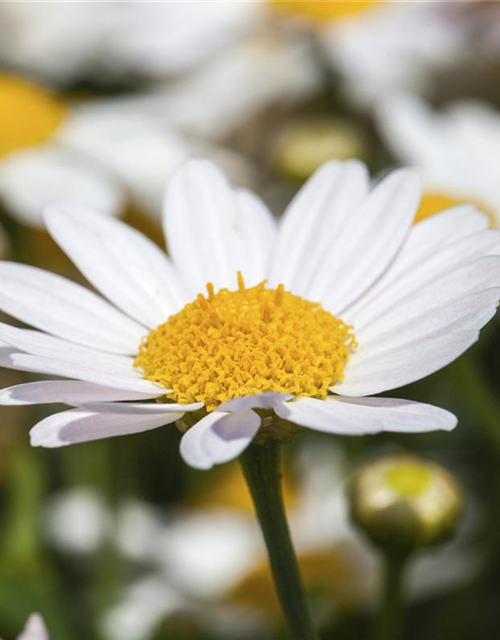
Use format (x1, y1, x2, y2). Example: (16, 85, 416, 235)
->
(0, 75, 67, 160)
(415, 192, 496, 227)
(135, 275, 356, 411)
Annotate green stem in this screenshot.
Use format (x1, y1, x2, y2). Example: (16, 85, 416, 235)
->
(239, 441, 319, 640)
(373, 551, 408, 640)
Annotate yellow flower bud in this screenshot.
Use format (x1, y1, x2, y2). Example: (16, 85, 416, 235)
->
(349, 453, 463, 553)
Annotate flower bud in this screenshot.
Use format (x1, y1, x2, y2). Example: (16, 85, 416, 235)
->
(349, 453, 463, 553)
(274, 118, 366, 181)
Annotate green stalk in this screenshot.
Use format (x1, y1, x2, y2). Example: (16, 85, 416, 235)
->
(373, 551, 408, 640)
(239, 441, 319, 640)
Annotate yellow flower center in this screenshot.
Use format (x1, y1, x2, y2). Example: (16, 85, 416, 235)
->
(135, 274, 356, 411)
(415, 192, 496, 226)
(385, 463, 432, 497)
(0, 75, 67, 160)
(228, 547, 369, 617)
(272, 0, 379, 24)
(187, 461, 298, 514)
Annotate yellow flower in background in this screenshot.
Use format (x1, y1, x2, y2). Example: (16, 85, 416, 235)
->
(0, 74, 124, 225)
(0, 73, 252, 228)
(414, 194, 465, 224)
(275, 0, 467, 106)
(187, 461, 298, 515)
(272, 0, 378, 23)
(0, 76, 67, 160)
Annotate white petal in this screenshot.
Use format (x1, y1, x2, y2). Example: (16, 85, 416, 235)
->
(233, 189, 277, 286)
(335, 331, 478, 397)
(351, 255, 500, 333)
(59, 108, 194, 220)
(358, 288, 500, 352)
(217, 392, 293, 413)
(44, 202, 188, 327)
(163, 159, 239, 294)
(17, 614, 49, 640)
(0, 262, 146, 354)
(180, 409, 260, 470)
(351, 228, 500, 330)
(0, 323, 136, 373)
(337, 254, 500, 395)
(0, 145, 124, 227)
(269, 161, 369, 294)
(106, 0, 263, 77)
(10, 354, 163, 395)
(179, 412, 226, 470)
(0, 343, 18, 367)
(156, 34, 320, 141)
(202, 410, 261, 466)
(375, 93, 500, 224)
(308, 168, 422, 313)
(275, 396, 456, 435)
(344, 205, 491, 321)
(81, 401, 203, 414)
(0, 380, 161, 406)
(31, 408, 183, 447)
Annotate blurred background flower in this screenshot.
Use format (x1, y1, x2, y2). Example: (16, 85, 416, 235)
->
(0, 2, 499, 639)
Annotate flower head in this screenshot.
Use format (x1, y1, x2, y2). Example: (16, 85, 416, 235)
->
(0, 73, 245, 227)
(272, 0, 378, 24)
(0, 159, 498, 469)
(349, 453, 464, 551)
(0, 73, 124, 226)
(0, 75, 67, 161)
(0, 1, 263, 83)
(317, 2, 466, 106)
(136, 276, 356, 410)
(377, 93, 500, 226)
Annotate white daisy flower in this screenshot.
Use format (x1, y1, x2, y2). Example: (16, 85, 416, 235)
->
(0, 74, 124, 226)
(12, 614, 49, 640)
(0, 1, 263, 84)
(151, 33, 321, 142)
(0, 159, 498, 470)
(376, 92, 500, 226)
(0, 74, 251, 227)
(274, 1, 466, 107)
(106, 1, 265, 80)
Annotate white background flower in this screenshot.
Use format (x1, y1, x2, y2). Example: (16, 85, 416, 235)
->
(376, 92, 500, 226)
(0, 1, 264, 83)
(319, 1, 467, 107)
(13, 614, 49, 640)
(0, 79, 253, 227)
